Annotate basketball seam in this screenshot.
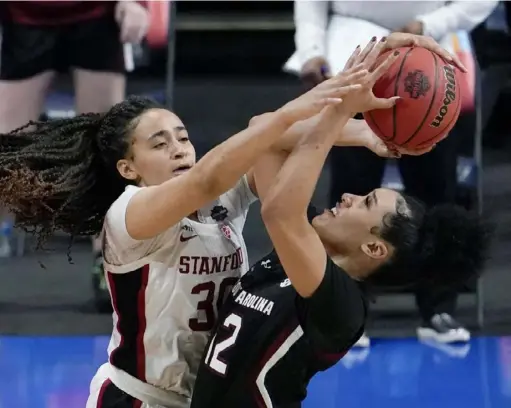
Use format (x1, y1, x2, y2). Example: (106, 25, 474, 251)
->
(366, 110, 386, 140)
(389, 47, 414, 143)
(401, 50, 439, 147)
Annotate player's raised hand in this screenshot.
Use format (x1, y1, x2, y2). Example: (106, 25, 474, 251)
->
(384, 32, 467, 72)
(337, 119, 434, 158)
(278, 68, 366, 124)
(338, 37, 402, 114)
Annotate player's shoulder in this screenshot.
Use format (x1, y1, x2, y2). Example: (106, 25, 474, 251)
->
(250, 250, 281, 272)
(238, 249, 288, 290)
(106, 185, 142, 216)
(218, 175, 256, 212)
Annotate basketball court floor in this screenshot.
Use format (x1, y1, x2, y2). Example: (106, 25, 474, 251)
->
(0, 336, 509, 408)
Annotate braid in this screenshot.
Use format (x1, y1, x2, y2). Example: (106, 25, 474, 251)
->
(0, 95, 162, 248)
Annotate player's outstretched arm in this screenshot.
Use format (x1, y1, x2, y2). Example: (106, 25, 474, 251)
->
(125, 75, 358, 240)
(261, 39, 399, 297)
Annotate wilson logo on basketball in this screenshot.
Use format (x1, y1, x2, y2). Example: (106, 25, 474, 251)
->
(404, 70, 430, 99)
(430, 65, 457, 128)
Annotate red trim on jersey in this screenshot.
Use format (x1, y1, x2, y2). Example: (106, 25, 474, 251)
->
(136, 264, 149, 381)
(95, 379, 112, 408)
(317, 350, 348, 362)
(107, 265, 149, 382)
(251, 324, 298, 408)
(108, 272, 124, 367)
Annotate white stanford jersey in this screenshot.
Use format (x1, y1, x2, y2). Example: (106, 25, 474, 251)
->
(88, 176, 256, 407)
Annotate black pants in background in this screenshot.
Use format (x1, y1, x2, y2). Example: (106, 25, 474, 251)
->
(329, 122, 460, 321)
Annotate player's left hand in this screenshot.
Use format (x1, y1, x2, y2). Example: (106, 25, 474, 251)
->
(338, 37, 402, 114)
(398, 21, 424, 36)
(115, 1, 150, 44)
(384, 32, 467, 73)
(340, 120, 435, 158)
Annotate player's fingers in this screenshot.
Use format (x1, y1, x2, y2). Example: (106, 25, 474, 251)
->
(343, 45, 361, 70)
(371, 50, 401, 82)
(364, 37, 387, 71)
(371, 96, 400, 110)
(322, 84, 363, 99)
(371, 141, 400, 158)
(357, 37, 378, 65)
(448, 54, 467, 73)
(342, 68, 369, 85)
(339, 63, 367, 79)
(326, 65, 365, 88)
(316, 98, 344, 109)
(384, 34, 418, 52)
(417, 36, 467, 73)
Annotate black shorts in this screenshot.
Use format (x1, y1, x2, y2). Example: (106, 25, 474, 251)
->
(96, 379, 143, 408)
(0, 17, 125, 80)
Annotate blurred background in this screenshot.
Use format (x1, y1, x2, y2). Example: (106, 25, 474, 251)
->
(0, 1, 510, 407)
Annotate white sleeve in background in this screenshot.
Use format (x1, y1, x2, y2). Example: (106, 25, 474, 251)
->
(294, 1, 330, 64)
(417, 1, 499, 40)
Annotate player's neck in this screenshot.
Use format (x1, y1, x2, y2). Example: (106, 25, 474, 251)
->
(329, 254, 371, 282)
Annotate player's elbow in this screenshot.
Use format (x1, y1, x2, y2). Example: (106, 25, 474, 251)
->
(261, 199, 285, 224)
(261, 197, 296, 229)
(261, 189, 305, 223)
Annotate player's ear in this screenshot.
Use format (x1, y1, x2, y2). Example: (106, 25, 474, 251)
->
(360, 241, 388, 260)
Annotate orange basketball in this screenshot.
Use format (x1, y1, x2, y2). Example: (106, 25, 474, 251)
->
(363, 46, 462, 150)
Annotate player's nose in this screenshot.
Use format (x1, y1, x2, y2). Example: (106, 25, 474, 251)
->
(340, 194, 354, 208)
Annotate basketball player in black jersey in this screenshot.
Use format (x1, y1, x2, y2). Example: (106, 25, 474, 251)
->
(191, 35, 490, 408)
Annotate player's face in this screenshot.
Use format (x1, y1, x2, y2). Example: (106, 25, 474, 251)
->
(116, 108, 196, 186)
(312, 188, 401, 264)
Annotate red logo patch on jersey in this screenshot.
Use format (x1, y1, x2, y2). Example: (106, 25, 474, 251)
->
(221, 225, 232, 240)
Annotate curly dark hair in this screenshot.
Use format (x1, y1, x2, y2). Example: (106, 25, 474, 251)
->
(367, 195, 493, 291)
(0, 95, 162, 246)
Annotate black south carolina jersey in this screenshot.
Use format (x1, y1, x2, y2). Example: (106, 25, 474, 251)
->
(191, 206, 368, 408)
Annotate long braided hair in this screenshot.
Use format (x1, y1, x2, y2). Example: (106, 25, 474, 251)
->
(0, 95, 162, 246)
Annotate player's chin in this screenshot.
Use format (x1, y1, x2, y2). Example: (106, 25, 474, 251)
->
(311, 212, 332, 229)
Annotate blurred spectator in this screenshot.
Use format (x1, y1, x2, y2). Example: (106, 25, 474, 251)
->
(286, 0, 498, 347)
(0, 1, 149, 270)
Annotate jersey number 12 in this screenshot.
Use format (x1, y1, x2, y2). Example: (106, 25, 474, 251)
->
(204, 313, 242, 376)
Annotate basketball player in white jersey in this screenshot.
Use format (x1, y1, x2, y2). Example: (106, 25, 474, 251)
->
(0, 76, 366, 407)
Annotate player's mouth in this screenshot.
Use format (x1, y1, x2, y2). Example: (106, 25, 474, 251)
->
(324, 203, 344, 218)
(173, 165, 192, 175)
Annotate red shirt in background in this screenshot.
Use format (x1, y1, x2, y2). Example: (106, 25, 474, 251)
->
(0, 1, 116, 25)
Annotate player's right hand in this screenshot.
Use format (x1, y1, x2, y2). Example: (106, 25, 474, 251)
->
(337, 37, 401, 114)
(278, 68, 367, 125)
(385, 32, 467, 72)
(300, 57, 331, 88)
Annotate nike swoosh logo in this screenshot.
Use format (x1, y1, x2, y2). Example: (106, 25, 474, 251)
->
(180, 234, 198, 242)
